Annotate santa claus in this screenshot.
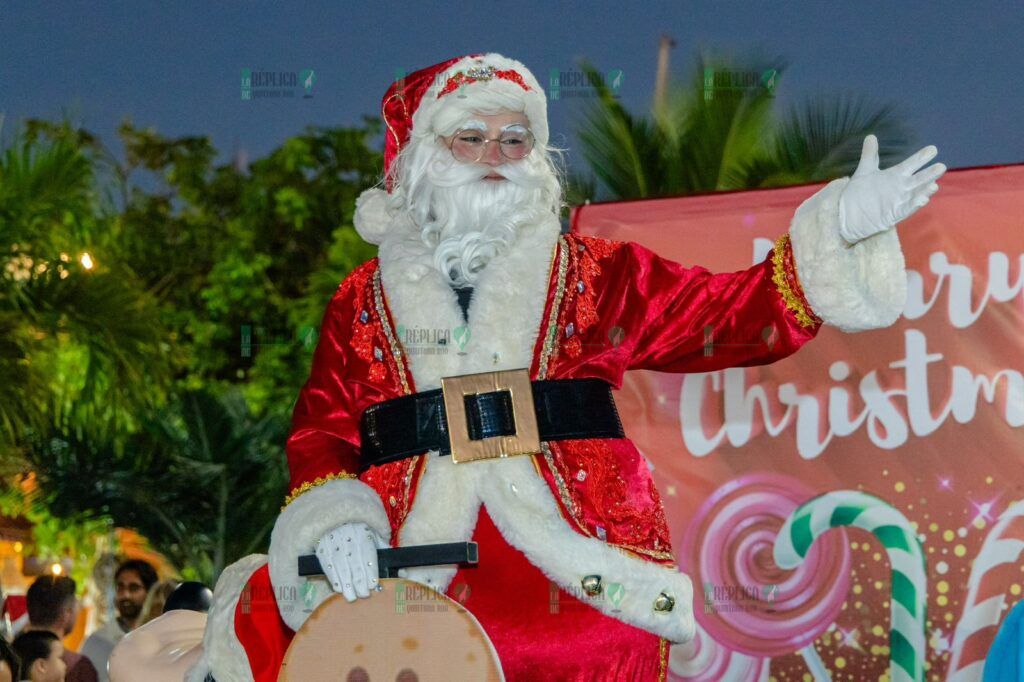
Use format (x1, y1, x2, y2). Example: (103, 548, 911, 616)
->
(187, 52, 945, 681)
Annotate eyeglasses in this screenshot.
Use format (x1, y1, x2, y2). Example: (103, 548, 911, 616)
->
(447, 127, 535, 163)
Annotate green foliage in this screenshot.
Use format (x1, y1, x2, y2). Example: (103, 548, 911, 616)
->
(2, 114, 383, 583)
(570, 50, 913, 201)
(0, 485, 115, 592)
(25, 389, 288, 584)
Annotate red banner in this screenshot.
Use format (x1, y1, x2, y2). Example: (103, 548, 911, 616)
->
(573, 165, 1024, 681)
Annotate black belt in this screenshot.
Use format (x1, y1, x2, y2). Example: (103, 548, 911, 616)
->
(358, 372, 623, 472)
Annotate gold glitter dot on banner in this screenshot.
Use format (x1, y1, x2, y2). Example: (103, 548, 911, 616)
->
(883, 469, 889, 476)
(974, 517, 987, 530)
(875, 580, 884, 590)
(986, 476, 993, 484)
(943, 530, 955, 542)
(1011, 584, 1022, 596)
(938, 581, 949, 594)
(874, 552, 882, 561)
(929, 522, 938, 532)
(836, 656, 847, 669)
(854, 584, 863, 594)
(873, 625, 884, 636)
(861, 542, 871, 551)
(803, 675, 812, 682)
(945, 612, 954, 622)
(895, 481, 905, 492)
(880, 674, 890, 682)
(938, 595, 948, 606)
(955, 544, 967, 557)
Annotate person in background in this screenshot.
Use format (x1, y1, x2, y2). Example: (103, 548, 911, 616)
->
(136, 581, 178, 627)
(11, 630, 65, 682)
(23, 578, 95, 682)
(0, 637, 18, 682)
(80, 561, 155, 682)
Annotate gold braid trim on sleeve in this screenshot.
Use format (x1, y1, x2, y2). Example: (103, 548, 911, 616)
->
(771, 233, 822, 329)
(281, 471, 358, 511)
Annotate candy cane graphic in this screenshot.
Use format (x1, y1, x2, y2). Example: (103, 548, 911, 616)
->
(947, 500, 1024, 681)
(774, 491, 927, 682)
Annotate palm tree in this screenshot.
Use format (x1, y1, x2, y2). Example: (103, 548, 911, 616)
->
(27, 389, 288, 584)
(571, 51, 914, 201)
(0, 123, 171, 461)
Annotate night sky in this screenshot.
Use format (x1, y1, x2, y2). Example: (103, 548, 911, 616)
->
(2, 1, 1021, 176)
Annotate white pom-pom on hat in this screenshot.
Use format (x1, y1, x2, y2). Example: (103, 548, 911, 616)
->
(352, 187, 392, 246)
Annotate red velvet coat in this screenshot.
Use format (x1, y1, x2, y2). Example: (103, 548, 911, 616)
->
(286, 231, 819, 556)
(217, 176, 913, 681)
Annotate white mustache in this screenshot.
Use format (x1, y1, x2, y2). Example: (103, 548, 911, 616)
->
(425, 156, 547, 190)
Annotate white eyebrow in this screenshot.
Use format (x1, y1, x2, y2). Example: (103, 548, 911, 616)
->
(459, 119, 488, 131)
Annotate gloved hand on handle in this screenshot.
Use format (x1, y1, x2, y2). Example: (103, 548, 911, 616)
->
(316, 521, 389, 602)
(838, 134, 947, 244)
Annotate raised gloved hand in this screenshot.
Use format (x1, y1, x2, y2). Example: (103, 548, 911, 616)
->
(838, 134, 947, 244)
(316, 522, 388, 602)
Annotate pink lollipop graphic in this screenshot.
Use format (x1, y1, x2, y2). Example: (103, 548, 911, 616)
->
(668, 623, 767, 682)
(681, 473, 851, 673)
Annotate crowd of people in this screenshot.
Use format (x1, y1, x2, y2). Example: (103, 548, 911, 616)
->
(0, 559, 173, 682)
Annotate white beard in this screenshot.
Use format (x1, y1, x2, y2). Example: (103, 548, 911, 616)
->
(401, 141, 557, 287)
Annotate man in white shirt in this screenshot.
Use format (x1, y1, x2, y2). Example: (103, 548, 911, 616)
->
(81, 560, 156, 681)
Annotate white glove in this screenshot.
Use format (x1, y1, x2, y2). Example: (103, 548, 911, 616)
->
(838, 134, 947, 243)
(315, 522, 388, 602)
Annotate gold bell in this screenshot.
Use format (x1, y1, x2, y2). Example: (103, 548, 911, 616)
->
(581, 574, 603, 596)
(653, 591, 675, 613)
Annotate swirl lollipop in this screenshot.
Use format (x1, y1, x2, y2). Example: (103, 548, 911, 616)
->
(668, 623, 766, 682)
(681, 472, 851, 672)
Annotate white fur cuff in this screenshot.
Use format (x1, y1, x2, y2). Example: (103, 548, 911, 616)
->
(789, 177, 908, 333)
(267, 477, 392, 631)
(186, 554, 267, 682)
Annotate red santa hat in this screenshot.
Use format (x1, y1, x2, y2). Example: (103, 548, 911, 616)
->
(353, 53, 549, 245)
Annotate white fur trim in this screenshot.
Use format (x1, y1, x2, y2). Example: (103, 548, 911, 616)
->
(186, 554, 267, 682)
(378, 215, 695, 643)
(267, 477, 392, 631)
(789, 177, 908, 332)
(353, 187, 392, 246)
(410, 53, 548, 148)
(398, 453, 696, 643)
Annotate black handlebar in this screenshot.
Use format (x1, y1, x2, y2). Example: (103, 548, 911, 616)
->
(297, 541, 479, 579)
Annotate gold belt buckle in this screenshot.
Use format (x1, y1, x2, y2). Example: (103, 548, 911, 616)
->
(441, 368, 541, 463)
